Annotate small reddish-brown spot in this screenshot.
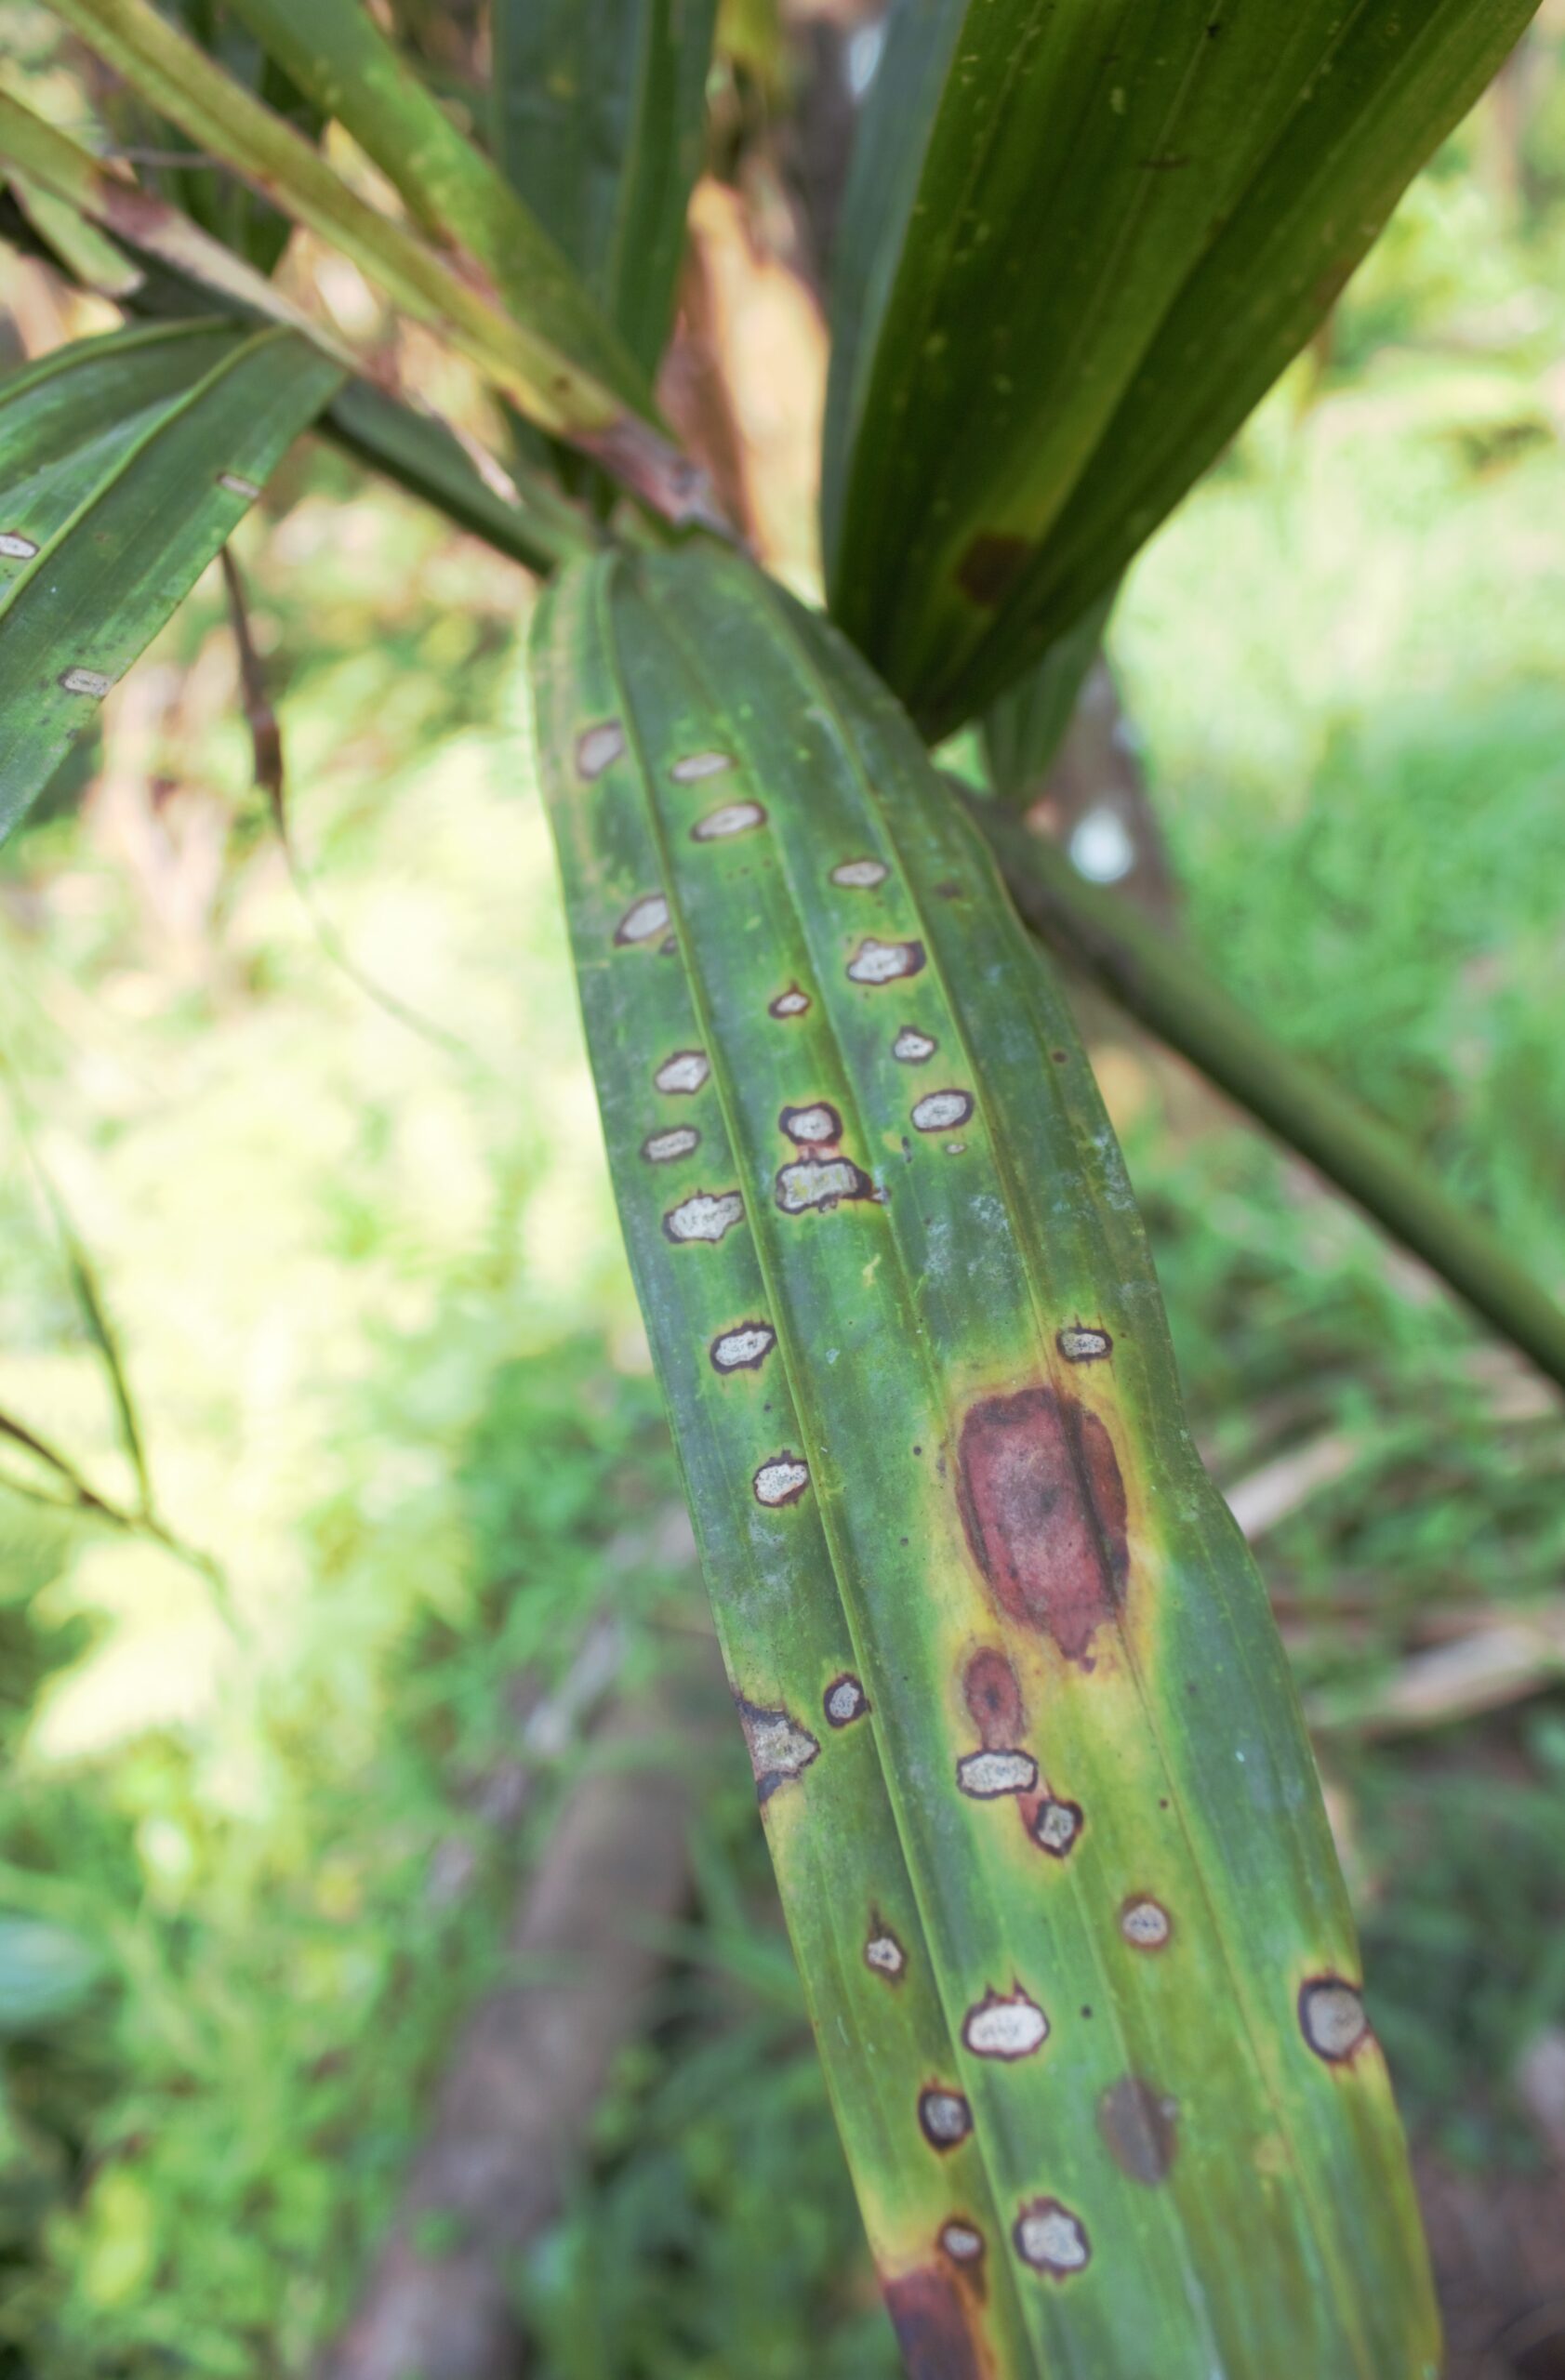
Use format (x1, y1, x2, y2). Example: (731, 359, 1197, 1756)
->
(1032, 1797, 1083, 1858)
(1014, 2196, 1091, 2278)
(736, 1696, 819, 1804)
(963, 1647, 1025, 1747)
(1120, 1895, 1172, 1950)
(938, 2219, 985, 2268)
(824, 1673, 869, 1727)
(865, 1919, 906, 1981)
(918, 2086, 973, 2151)
(957, 1387, 1129, 1663)
(957, 532, 1032, 608)
(779, 1101, 842, 1147)
(1099, 2075, 1179, 2183)
(1299, 1974, 1371, 2062)
(882, 2266, 987, 2380)
(776, 1157, 876, 1215)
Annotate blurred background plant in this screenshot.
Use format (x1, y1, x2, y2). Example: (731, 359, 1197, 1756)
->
(0, 2, 1563, 2373)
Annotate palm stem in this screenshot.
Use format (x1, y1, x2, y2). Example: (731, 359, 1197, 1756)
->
(972, 795, 1565, 1397)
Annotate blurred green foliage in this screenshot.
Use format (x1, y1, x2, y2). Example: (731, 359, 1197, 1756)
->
(0, 52, 1561, 2378)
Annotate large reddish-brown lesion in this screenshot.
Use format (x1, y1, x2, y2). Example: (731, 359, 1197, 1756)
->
(883, 2264, 990, 2380)
(957, 1387, 1129, 1665)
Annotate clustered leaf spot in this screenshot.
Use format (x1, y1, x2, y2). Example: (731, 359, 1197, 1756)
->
(576, 720, 625, 779)
(616, 892, 670, 945)
(830, 857, 889, 889)
(1120, 1896, 1173, 1951)
(911, 1090, 974, 1133)
(670, 749, 734, 783)
(780, 1101, 842, 1146)
(217, 469, 262, 499)
(893, 1025, 937, 1063)
(1033, 1798, 1083, 1858)
(737, 1696, 819, 1802)
(0, 530, 39, 560)
(654, 1049, 710, 1094)
(710, 1322, 776, 1373)
(847, 936, 927, 986)
(691, 800, 766, 840)
(1014, 2196, 1091, 2279)
(864, 1926, 906, 1980)
(956, 1748, 1039, 1798)
(824, 1673, 869, 1727)
(769, 985, 810, 1019)
(962, 1986, 1049, 2060)
(663, 1190, 744, 1245)
(938, 2221, 985, 2267)
(58, 666, 113, 699)
(918, 2088, 973, 2151)
(641, 1126, 699, 1163)
(753, 1453, 810, 1507)
(1299, 1975, 1371, 2063)
(1057, 1326, 1113, 1364)
(776, 1157, 876, 1215)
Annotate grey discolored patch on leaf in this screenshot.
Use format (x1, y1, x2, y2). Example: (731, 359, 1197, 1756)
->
(865, 1925, 906, 1980)
(1299, 1976, 1370, 2062)
(642, 1126, 699, 1163)
(1057, 1326, 1113, 1363)
(738, 1696, 819, 1802)
(847, 936, 926, 985)
(1098, 2075, 1179, 2184)
(753, 1453, 810, 1507)
(893, 1025, 937, 1062)
(962, 1986, 1049, 2060)
(824, 1673, 869, 1726)
(918, 2088, 973, 2151)
(217, 470, 262, 499)
(769, 985, 810, 1018)
(663, 1190, 744, 1244)
(616, 892, 670, 945)
(939, 2221, 985, 2266)
(1014, 2196, 1090, 2278)
(710, 1322, 776, 1373)
(58, 667, 113, 699)
(0, 530, 39, 560)
(692, 800, 766, 840)
(830, 856, 888, 889)
(1033, 1798, 1083, 1858)
(956, 1749, 1038, 1798)
(670, 749, 734, 783)
(911, 1090, 974, 1133)
(780, 1102, 842, 1146)
(776, 1157, 876, 1214)
(577, 721, 626, 779)
(1120, 1896, 1172, 1950)
(654, 1049, 709, 1094)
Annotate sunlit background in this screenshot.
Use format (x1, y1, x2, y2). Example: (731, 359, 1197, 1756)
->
(2, 6, 1565, 2372)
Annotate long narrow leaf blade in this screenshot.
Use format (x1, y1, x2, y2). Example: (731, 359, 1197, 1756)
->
(532, 559, 1037, 2377)
(492, 0, 718, 377)
(529, 544, 1440, 2378)
(42, 0, 711, 514)
(216, 0, 654, 397)
(824, 0, 1538, 734)
(0, 320, 344, 825)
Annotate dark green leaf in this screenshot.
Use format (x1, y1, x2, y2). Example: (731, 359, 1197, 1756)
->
(824, 0, 1539, 735)
(0, 320, 344, 831)
(981, 585, 1116, 807)
(530, 542, 1439, 2378)
(492, 0, 719, 376)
